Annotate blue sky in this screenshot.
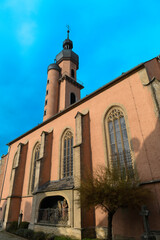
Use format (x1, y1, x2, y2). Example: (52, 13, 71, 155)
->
(1, 0, 160, 156)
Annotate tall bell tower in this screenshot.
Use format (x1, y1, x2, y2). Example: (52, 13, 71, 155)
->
(43, 30, 83, 122)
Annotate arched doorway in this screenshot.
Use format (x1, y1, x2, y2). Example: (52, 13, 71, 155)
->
(38, 196, 68, 225)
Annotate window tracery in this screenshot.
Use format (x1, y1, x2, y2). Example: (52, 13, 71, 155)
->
(106, 107, 133, 177)
(28, 143, 41, 194)
(62, 130, 73, 178)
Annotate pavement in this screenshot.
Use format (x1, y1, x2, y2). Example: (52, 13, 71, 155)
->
(0, 230, 27, 240)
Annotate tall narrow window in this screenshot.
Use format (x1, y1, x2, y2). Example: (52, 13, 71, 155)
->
(70, 93, 76, 105)
(29, 143, 41, 194)
(12, 152, 18, 169)
(62, 130, 73, 178)
(71, 69, 75, 78)
(106, 107, 133, 177)
(10, 152, 18, 180)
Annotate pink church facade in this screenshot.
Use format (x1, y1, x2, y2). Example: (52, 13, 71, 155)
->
(0, 34, 160, 239)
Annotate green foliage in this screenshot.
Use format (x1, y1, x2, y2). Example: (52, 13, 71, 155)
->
(19, 221, 30, 229)
(33, 231, 46, 240)
(79, 166, 150, 213)
(15, 228, 34, 239)
(6, 221, 18, 233)
(45, 233, 55, 240)
(23, 229, 34, 239)
(78, 166, 151, 240)
(54, 236, 71, 240)
(82, 238, 97, 240)
(16, 228, 26, 237)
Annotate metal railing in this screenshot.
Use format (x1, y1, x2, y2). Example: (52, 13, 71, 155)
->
(38, 208, 68, 225)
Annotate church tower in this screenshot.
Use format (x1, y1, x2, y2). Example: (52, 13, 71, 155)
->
(43, 30, 83, 122)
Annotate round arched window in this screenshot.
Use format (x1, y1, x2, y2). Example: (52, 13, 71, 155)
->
(70, 92, 76, 105)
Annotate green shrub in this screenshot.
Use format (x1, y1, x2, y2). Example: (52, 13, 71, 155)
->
(16, 228, 26, 237)
(54, 236, 71, 240)
(23, 229, 34, 239)
(47, 237, 55, 240)
(46, 234, 55, 240)
(82, 239, 97, 240)
(6, 221, 18, 233)
(19, 221, 30, 229)
(33, 231, 46, 240)
(45, 234, 55, 240)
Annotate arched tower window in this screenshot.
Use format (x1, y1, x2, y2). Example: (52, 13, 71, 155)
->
(70, 92, 76, 105)
(62, 130, 73, 178)
(105, 107, 133, 177)
(28, 143, 41, 194)
(71, 69, 75, 78)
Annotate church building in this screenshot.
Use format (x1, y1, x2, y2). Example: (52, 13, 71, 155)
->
(0, 31, 160, 240)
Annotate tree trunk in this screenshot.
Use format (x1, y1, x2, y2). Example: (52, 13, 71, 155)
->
(107, 211, 115, 240)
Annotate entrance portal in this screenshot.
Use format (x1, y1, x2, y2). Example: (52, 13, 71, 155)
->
(38, 196, 68, 225)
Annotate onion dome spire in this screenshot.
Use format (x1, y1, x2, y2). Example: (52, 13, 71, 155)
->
(63, 25, 73, 49)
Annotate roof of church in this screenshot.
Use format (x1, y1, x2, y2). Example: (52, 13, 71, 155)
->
(35, 177, 74, 194)
(7, 57, 158, 146)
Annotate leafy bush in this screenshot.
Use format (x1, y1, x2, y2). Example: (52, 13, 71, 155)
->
(54, 236, 71, 240)
(45, 233, 55, 240)
(33, 231, 46, 240)
(47, 237, 55, 240)
(19, 221, 29, 229)
(23, 229, 34, 239)
(16, 228, 26, 237)
(6, 221, 18, 233)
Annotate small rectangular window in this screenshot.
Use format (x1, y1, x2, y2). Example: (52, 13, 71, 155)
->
(45, 100, 48, 106)
(46, 90, 48, 95)
(44, 110, 46, 116)
(47, 79, 49, 84)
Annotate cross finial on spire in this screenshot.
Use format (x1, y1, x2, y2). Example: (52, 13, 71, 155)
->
(66, 25, 70, 39)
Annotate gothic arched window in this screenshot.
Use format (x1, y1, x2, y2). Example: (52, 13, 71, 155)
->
(106, 107, 133, 177)
(28, 143, 41, 194)
(62, 130, 73, 178)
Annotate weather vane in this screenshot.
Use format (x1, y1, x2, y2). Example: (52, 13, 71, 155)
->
(66, 25, 70, 39)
